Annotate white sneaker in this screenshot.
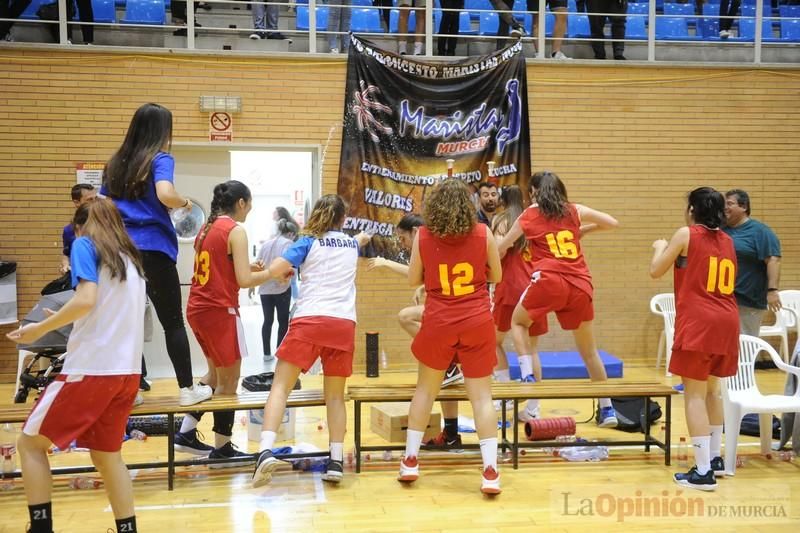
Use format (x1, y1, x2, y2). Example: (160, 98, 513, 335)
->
(330, 47, 339, 54)
(551, 50, 572, 60)
(179, 384, 213, 406)
(517, 406, 540, 423)
(719, 30, 731, 39)
(493, 399, 515, 412)
(249, 33, 262, 40)
(397, 455, 419, 482)
(480, 465, 501, 494)
(413, 42, 423, 55)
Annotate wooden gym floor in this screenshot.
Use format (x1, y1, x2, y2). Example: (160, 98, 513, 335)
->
(0, 360, 797, 532)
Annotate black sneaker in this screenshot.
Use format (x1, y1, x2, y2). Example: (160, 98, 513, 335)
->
(674, 466, 716, 491)
(321, 459, 344, 483)
(208, 442, 254, 469)
(710, 456, 725, 477)
(423, 431, 463, 450)
(174, 429, 213, 456)
(442, 363, 464, 388)
(252, 449, 281, 488)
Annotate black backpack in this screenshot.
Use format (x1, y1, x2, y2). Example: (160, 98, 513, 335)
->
(603, 397, 663, 433)
(739, 413, 781, 439)
(241, 372, 301, 392)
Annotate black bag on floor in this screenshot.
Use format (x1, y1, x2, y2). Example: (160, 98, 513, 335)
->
(241, 372, 301, 392)
(739, 413, 781, 439)
(604, 397, 663, 433)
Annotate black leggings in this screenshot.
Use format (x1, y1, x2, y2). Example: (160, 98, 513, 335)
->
(260, 289, 291, 356)
(718, 0, 741, 31)
(141, 251, 194, 389)
(438, 0, 464, 55)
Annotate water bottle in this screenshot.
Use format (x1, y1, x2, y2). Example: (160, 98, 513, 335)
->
(380, 350, 388, 370)
(170, 207, 190, 224)
(677, 437, 688, 467)
(0, 424, 17, 489)
(559, 446, 609, 462)
(382, 450, 393, 461)
(69, 476, 102, 490)
(129, 429, 147, 441)
(779, 451, 795, 462)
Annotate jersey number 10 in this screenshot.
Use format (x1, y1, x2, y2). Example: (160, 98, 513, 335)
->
(706, 256, 735, 295)
(438, 262, 475, 296)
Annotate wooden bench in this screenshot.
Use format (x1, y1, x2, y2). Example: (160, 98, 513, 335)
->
(0, 389, 330, 490)
(348, 381, 677, 473)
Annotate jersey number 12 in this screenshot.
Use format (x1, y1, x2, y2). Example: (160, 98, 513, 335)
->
(438, 262, 475, 296)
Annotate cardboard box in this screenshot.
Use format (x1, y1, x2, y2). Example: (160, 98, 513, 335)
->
(247, 408, 296, 443)
(370, 402, 441, 443)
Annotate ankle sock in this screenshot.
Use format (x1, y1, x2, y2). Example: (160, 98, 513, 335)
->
(692, 435, 711, 475)
(404, 429, 424, 458)
(329, 442, 343, 462)
(709, 425, 723, 458)
(28, 502, 52, 533)
(260, 430, 277, 453)
(115, 516, 137, 533)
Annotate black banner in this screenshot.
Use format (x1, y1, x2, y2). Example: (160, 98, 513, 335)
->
(337, 34, 531, 260)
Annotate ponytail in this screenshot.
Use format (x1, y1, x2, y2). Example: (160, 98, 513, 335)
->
(196, 180, 251, 250)
(687, 187, 725, 229)
(530, 171, 569, 220)
(302, 195, 346, 238)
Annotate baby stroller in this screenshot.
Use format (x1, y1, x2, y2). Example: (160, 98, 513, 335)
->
(14, 288, 73, 404)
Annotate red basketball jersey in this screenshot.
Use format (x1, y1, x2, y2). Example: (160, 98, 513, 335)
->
(418, 223, 492, 330)
(673, 225, 740, 357)
(188, 216, 240, 312)
(494, 244, 535, 306)
(517, 203, 593, 296)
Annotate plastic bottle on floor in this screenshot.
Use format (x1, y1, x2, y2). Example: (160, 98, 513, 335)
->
(129, 429, 147, 441)
(677, 437, 688, 467)
(69, 477, 102, 490)
(559, 446, 609, 462)
(0, 423, 17, 490)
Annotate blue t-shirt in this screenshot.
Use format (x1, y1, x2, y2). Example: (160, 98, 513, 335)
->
(62, 223, 76, 257)
(70, 237, 99, 288)
(722, 218, 781, 310)
(100, 152, 179, 262)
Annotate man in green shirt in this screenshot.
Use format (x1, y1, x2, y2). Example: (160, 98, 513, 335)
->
(722, 189, 782, 337)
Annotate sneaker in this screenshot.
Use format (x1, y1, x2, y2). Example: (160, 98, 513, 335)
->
(3, 32, 14, 42)
(480, 465, 501, 494)
(442, 363, 464, 387)
(517, 406, 540, 423)
(179, 384, 212, 406)
(719, 29, 731, 39)
(267, 32, 290, 40)
(551, 50, 572, 60)
(252, 449, 282, 488)
(423, 431, 462, 450)
(208, 442, 254, 469)
(596, 406, 619, 428)
(321, 459, 344, 483)
(510, 25, 526, 38)
(397, 455, 419, 482)
(674, 465, 716, 491)
(133, 392, 144, 406)
(673, 383, 685, 393)
(613, 54, 627, 60)
(139, 376, 151, 391)
(521, 374, 537, 383)
(174, 429, 214, 456)
(330, 47, 339, 54)
(710, 456, 725, 477)
(249, 33, 263, 40)
(493, 399, 515, 412)
(262, 353, 274, 361)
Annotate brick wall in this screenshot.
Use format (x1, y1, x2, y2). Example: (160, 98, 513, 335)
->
(0, 50, 797, 381)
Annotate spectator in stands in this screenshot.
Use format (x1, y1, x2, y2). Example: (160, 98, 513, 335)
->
(525, 0, 571, 59)
(249, 0, 291, 40)
(718, 0, 741, 38)
(44, 0, 94, 44)
(0, 0, 32, 41)
(325, 0, 351, 53)
(373, 0, 392, 31)
(398, 0, 426, 55)
(588, 0, 627, 60)
(494, 0, 527, 50)
(61, 183, 97, 274)
(437, 0, 464, 55)
(172, 0, 201, 36)
(722, 189, 782, 337)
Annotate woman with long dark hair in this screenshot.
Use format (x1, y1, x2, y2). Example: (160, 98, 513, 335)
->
(252, 195, 370, 487)
(256, 207, 299, 361)
(498, 171, 619, 427)
(10, 199, 145, 533)
(650, 187, 739, 490)
(102, 103, 210, 407)
(398, 179, 503, 494)
(175, 181, 286, 463)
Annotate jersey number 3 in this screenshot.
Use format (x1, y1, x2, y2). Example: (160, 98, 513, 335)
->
(438, 262, 475, 296)
(194, 251, 210, 286)
(706, 256, 734, 295)
(546, 230, 578, 259)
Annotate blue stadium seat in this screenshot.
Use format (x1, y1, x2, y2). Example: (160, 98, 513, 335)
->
(698, 3, 720, 39)
(627, 2, 648, 15)
(115, 0, 126, 6)
(460, 10, 478, 34)
(780, 17, 800, 41)
(350, 7, 383, 32)
(656, 16, 691, 38)
(626, 14, 647, 38)
(20, 0, 48, 20)
(663, 2, 696, 26)
(466, 0, 492, 20)
(352, 0, 373, 5)
(122, 0, 165, 24)
(389, 8, 415, 32)
(780, 5, 800, 19)
(296, 6, 330, 31)
(738, 16, 778, 40)
(93, 0, 116, 23)
(479, 11, 499, 34)
(568, 0, 578, 12)
(567, 13, 590, 37)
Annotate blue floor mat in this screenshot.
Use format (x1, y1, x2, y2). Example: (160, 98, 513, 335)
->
(505, 350, 623, 380)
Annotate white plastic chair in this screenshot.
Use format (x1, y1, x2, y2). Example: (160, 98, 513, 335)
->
(723, 335, 800, 475)
(649, 293, 676, 376)
(759, 307, 791, 363)
(778, 289, 800, 338)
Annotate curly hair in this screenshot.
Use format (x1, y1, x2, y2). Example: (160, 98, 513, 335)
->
(302, 194, 346, 238)
(423, 179, 476, 237)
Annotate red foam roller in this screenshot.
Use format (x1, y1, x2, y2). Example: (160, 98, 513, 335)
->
(524, 416, 576, 441)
